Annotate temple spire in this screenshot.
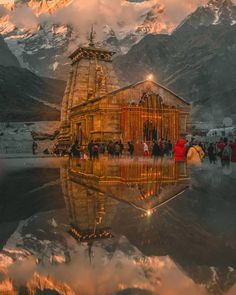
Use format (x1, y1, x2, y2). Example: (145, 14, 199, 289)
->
(88, 25, 96, 47)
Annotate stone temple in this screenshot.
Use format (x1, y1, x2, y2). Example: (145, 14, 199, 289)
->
(59, 30, 190, 147)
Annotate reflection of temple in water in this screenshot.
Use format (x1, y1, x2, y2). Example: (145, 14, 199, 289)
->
(61, 159, 190, 242)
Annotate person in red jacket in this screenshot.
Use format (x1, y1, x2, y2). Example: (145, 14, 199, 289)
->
(230, 139, 236, 162)
(217, 138, 226, 157)
(174, 138, 186, 162)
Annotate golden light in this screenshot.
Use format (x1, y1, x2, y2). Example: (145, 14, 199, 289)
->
(147, 74, 154, 81)
(147, 209, 152, 217)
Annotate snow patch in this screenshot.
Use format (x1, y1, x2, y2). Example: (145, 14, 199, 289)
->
(52, 61, 59, 71)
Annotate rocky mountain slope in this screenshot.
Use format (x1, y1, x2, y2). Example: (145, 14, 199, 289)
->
(0, 36, 66, 121)
(114, 0, 236, 123)
(0, 34, 20, 67)
(0, 65, 65, 121)
(1, 0, 236, 124)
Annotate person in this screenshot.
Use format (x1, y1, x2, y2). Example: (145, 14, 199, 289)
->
(143, 142, 149, 157)
(53, 143, 60, 156)
(187, 140, 205, 165)
(221, 141, 232, 167)
(71, 142, 81, 158)
(43, 148, 50, 155)
(32, 141, 38, 155)
(162, 140, 168, 156)
(107, 141, 114, 157)
(207, 142, 216, 164)
(114, 142, 121, 157)
(152, 141, 161, 158)
(230, 139, 236, 162)
(119, 140, 124, 156)
(166, 140, 173, 156)
(217, 138, 226, 158)
(99, 143, 105, 155)
(128, 141, 134, 157)
(92, 143, 99, 159)
(88, 140, 94, 159)
(174, 138, 186, 162)
(186, 139, 193, 152)
(158, 139, 164, 157)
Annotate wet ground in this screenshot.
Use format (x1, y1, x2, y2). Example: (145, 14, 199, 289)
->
(0, 157, 235, 295)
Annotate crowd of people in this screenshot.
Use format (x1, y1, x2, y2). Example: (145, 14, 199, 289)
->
(41, 136, 236, 168)
(174, 137, 236, 166)
(85, 139, 173, 159)
(88, 140, 125, 159)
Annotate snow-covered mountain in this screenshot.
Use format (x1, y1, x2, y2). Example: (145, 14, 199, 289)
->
(176, 0, 236, 30)
(0, 1, 165, 79)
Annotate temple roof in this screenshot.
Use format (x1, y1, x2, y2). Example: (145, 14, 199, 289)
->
(73, 80, 190, 108)
(69, 45, 116, 64)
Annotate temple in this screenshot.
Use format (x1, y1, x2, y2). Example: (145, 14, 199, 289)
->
(59, 29, 190, 147)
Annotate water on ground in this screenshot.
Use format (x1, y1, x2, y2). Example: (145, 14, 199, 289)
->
(0, 157, 235, 295)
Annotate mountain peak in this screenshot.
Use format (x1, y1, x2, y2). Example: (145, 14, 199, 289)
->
(136, 4, 166, 34)
(207, 0, 234, 7)
(175, 0, 236, 32)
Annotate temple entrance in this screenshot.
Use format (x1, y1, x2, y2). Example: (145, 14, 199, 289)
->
(119, 91, 181, 145)
(143, 120, 159, 142)
(121, 92, 167, 143)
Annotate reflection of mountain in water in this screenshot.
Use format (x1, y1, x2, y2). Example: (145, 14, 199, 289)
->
(61, 159, 236, 295)
(0, 159, 235, 294)
(111, 164, 236, 295)
(61, 158, 189, 242)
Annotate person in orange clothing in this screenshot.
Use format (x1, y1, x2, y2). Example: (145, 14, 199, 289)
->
(174, 138, 186, 162)
(187, 140, 205, 166)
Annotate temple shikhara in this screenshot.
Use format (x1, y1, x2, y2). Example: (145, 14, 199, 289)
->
(59, 29, 190, 147)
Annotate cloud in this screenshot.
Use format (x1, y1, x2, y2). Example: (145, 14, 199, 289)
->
(38, 0, 208, 41)
(9, 4, 38, 30)
(4, 0, 236, 40)
(7, 244, 211, 295)
(2, 0, 209, 38)
(0, 4, 7, 18)
(46, 0, 158, 40)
